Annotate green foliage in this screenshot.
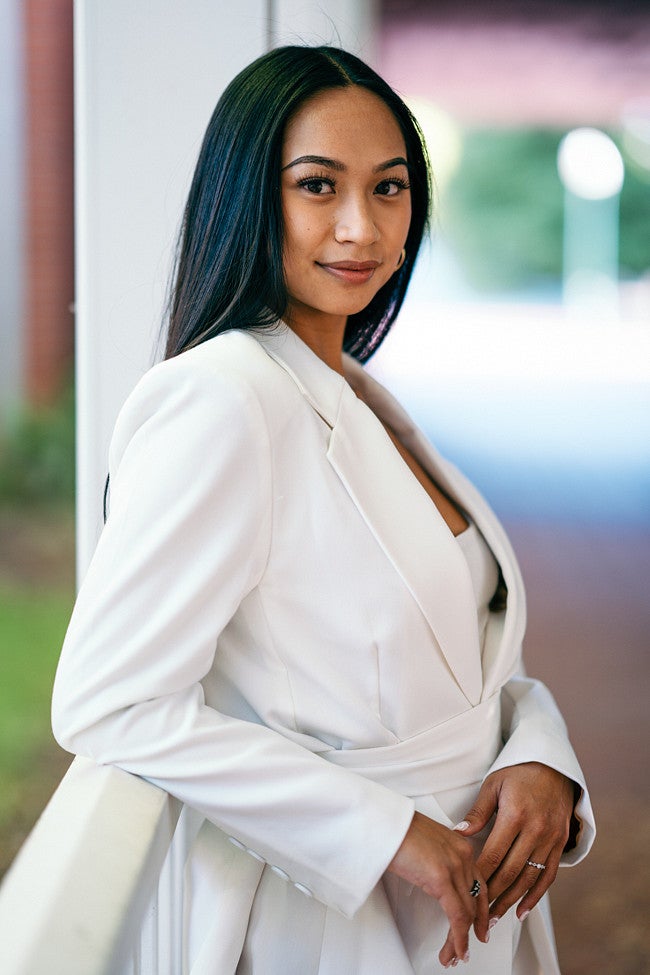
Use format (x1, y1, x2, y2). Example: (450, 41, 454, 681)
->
(442, 127, 650, 291)
(0, 584, 73, 827)
(619, 157, 650, 276)
(0, 384, 75, 505)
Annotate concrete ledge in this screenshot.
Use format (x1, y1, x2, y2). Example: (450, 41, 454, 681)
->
(0, 756, 181, 975)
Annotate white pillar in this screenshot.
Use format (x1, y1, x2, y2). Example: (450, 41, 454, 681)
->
(74, 0, 268, 575)
(75, 0, 377, 578)
(270, 0, 379, 64)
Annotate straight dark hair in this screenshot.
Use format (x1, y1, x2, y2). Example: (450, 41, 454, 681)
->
(164, 45, 431, 363)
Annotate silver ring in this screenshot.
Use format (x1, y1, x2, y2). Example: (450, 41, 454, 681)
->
(469, 879, 481, 897)
(526, 859, 546, 871)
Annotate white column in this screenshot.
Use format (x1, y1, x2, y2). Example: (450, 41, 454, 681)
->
(75, 0, 377, 577)
(270, 0, 379, 64)
(74, 0, 268, 575)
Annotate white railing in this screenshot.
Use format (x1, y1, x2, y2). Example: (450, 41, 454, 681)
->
(0, 757, 188, 975)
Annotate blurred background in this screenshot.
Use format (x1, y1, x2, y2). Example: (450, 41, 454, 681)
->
(0, 1, 648, 972)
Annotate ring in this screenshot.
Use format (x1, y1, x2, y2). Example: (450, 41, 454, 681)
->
(469, 879, 481, 897)
(526, 859, 546, 871)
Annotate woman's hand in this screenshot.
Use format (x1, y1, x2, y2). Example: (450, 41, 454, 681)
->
(453, 762, 576, 925)
(387, 810, 489, 966)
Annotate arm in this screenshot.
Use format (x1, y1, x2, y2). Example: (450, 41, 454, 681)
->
(52, 355, 414, 918)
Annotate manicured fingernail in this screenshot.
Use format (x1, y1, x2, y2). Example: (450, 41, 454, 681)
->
(489, 916, 500, 930)
(483, 929, 490, 943)
(463, 950, 470, 963)
(519, 909, 530, 922)
(453, 820, 469, 831)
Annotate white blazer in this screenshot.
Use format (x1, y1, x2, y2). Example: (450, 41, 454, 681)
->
(52, 325, 595, 974)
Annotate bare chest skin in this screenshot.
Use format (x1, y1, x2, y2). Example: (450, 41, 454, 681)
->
(353, 386, 469, 538)
(383, 424, 470, 538)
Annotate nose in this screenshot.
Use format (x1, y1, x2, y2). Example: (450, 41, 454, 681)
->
(333, 193, 379, 246)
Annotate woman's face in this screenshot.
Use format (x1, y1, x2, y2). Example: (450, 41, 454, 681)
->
(280, 85, 412, 339)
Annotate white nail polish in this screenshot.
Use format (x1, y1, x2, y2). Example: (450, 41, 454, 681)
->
(519, 909, 530, 922)
(489, 916, 499, 930)
(453, 820, 470, 831)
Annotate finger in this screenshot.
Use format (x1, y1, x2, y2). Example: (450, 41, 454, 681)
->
(472, 872, 490, 945)
(438, 871, 489, 968)
(516, 848, 562, 918)
(438, 886, 474, 964)
(489, 848, 554, 921)
(480, 830, 528, 903)
(454, 779, 499, 837)
(438, 928, 457, 969)
(458, 855, 488, 945)
(475, 814, 520, 887)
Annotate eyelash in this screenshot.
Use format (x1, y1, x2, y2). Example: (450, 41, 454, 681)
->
(296, 173, 411, 195)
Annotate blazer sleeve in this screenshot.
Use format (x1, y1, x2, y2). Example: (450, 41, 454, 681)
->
(486, 672, 596, 865)
(51, 355, 414, 918)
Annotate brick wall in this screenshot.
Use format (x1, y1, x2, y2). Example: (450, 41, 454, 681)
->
(24, 0, 74, 405)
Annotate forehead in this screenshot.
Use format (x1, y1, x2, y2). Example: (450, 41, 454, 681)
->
(282, 86, 406, 164)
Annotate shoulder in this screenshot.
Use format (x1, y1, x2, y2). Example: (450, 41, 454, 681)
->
(123, 328, 297, 418)
(150, 328, 290, 394)
(109, 329, 298, 467)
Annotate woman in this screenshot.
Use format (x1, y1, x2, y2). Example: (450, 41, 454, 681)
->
(52, 46, 594, 973)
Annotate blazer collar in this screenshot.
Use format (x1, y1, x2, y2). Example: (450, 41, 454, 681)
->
(252, 325, 520, 703)
(253, 324, 344, 429)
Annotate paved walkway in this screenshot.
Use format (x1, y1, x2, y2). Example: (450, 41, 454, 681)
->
(506, 520, 650, 974)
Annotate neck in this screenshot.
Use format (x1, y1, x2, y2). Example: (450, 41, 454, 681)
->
(283, 310, 346, 376)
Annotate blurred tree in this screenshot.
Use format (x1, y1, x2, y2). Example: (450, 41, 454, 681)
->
(443, 128, 650, 292)
(0, 382, 75, 506)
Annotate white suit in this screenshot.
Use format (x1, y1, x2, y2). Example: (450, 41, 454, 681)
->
(52, 325, 595, 974)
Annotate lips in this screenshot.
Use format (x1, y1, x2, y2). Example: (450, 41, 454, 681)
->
(317, 260, 380, 283)
(321, 260, 380, 271)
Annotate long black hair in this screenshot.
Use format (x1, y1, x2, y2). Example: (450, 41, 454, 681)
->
(164, 45, 431, 364)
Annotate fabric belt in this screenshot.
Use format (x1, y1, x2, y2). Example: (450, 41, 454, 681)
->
(321, 693, 502, 797)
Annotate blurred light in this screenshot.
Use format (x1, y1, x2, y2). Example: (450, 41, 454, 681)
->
(406, 97, 462, 189)
(557, 127, 624, 200)
(622, 99, 650, 174)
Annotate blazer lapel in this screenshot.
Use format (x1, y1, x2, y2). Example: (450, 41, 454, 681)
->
(378, 401, 526, 698)
(329, 383, 483, 704)
(420, 445, 526, 697)
(255, 326, 483, 704)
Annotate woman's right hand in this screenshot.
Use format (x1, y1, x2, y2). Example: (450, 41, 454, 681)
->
(386, 811, 489, 966)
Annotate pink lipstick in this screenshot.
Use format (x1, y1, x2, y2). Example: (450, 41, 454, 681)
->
(317, 260, 380, 283)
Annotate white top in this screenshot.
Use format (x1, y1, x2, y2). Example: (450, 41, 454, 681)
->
(456, 521, 501, 655)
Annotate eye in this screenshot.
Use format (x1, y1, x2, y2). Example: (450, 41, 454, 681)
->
(375, 177, 410, 197)
(297, 176, 335, 195)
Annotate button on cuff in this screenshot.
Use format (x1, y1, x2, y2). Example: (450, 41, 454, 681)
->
(270, 865, 291, 881)
(227, 836, 246, 851)
(293, 882, 313, 897)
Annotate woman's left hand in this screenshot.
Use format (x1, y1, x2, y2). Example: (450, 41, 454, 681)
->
(454, 762, 576, 924)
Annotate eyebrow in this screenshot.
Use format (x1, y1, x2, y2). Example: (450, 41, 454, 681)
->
(281, 154, 410, 173)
